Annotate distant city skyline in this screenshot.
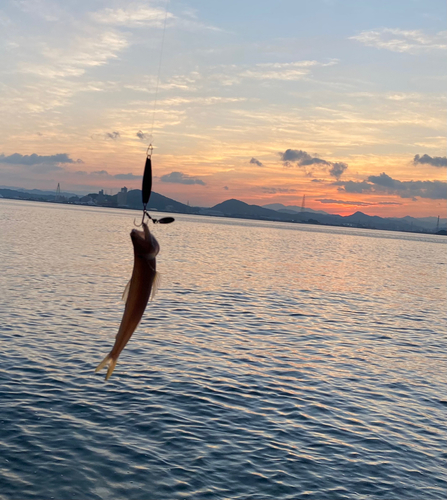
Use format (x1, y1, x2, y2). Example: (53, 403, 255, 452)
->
(0, 0, 446, 217)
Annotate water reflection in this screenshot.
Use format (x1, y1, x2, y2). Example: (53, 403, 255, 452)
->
(0, 199, 446, 500)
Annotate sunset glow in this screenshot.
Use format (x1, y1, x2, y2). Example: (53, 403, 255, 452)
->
(0, 0, 446, 217)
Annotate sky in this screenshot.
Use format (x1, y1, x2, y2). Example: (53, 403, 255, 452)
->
(0, 0, 446, 216)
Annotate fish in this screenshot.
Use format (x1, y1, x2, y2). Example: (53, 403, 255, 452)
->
(95, 222, 160, 380)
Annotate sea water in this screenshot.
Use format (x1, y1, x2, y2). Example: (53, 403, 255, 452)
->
(0, 199, 446, 499)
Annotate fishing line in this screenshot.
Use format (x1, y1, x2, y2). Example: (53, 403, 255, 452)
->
(150, 0, 170, 141)
(141, 0, 174, 226)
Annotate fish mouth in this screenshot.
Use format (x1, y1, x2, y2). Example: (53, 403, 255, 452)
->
(131, 228, 146, 242)
(130, 222, 159, 258)
(130, 225, 158, 257)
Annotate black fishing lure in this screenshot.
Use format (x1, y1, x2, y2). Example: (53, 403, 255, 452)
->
(142, 156, 152, 208)
(141, 148, 174, 225)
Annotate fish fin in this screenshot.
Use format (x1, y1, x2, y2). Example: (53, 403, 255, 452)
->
(150, 272, 161, 301)
(95, 354, 118, 381)
(122, 279, 131, 303)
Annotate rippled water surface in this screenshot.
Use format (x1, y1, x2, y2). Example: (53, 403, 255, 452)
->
(1, 199, 446, 500)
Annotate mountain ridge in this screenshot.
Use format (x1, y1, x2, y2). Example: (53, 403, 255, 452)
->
(210, 199, 445, 232)
(263, 203, 329, 215)
(1, 186, 445, 233)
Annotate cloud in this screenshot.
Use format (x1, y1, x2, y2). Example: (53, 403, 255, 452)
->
(368, 172, 400, 189)
(0, 152, 82, 165)
(414, 154, 447, 168)
(157, 96, 247, 106)
(91, 131, 122, 141)
(91, 5, 173, 28)
(336, 172, 447, 200)
(249, 157, 263, 167)
(239, 60, 338, 81)
(20, 30, 129, 79)
(136, 130, 151, 141)
(279, 149, 329, 166)
(261, 187, 297, 194)
(350, 28, 447, 54)
(105, 131, 120, 140)
(338, 180, 373, 193)
(90, 4, 220, 32)
(329, 162, 348, 180)
(88, 170, 141, 180)
(223, 186, 229, 190)
(114, 173, 142, 180)
(74, 170, 142, 181)
(205, 59, 338, 88)
(279, 148, 348, 178)
(316, 198, 401, 206)
(160, 171, 206, 185)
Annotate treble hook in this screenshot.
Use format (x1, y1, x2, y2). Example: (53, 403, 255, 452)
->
(134, 210, 175, 227)
(133, 206, 175, 227)
(134, 207, 151, 227)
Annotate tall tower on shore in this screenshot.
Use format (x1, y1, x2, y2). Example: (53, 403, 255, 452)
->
(55, 183, 61, 202)
(301, 194, 306, 213)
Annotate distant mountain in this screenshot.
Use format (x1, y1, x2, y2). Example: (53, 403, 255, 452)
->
(212, 199, 344, 224)
(342, 212, 445, 231)
(212, 200, 445, 233)
(0, 187, 58, 201)
(212, 199, 289, 219)
(0, 186, 197, 214)
(263, 203, 329, 215)
(393, 215, 447, 231)
(1, 184, 445, 234)
(263, 203, 445, 231)
(0, 186, 81, 198)
(122, 189, 198, 213)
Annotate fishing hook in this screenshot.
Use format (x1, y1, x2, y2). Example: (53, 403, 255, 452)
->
(134, 208, 151, 227)
(134, 208, 175, 227)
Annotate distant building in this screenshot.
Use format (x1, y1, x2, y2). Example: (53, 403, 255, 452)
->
(97, 189, 105, 204)
(117, 187, 128, 207)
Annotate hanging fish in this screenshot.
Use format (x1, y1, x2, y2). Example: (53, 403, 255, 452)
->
(95, 222, 160, 380)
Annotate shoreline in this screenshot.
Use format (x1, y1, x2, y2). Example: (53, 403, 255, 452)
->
(1, 195, 445, 236)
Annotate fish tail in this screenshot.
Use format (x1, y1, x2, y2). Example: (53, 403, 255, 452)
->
(95, 353, 111, 373)
(95, 353, 118, 381)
